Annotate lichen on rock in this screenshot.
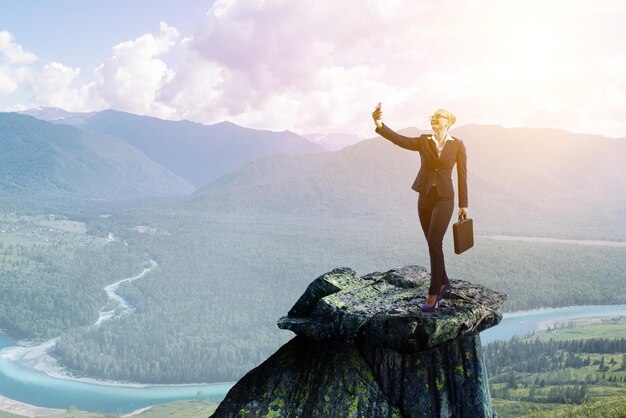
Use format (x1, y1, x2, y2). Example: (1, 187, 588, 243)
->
(278, 265, 506, 352)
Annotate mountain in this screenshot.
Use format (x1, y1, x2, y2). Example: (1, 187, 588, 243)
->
(302, 132, 365, 151)
(190, 124, 626, 239)
(0, 113, 193, 202)
(19, 107, 95, 124)
(21, 108, 326, 188)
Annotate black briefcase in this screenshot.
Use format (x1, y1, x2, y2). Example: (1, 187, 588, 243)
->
(453, 214, 473, 254)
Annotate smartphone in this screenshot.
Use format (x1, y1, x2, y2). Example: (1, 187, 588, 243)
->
(375, 102, 381, 110)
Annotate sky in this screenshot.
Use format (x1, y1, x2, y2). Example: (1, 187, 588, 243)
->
(1, 0, 625, 138)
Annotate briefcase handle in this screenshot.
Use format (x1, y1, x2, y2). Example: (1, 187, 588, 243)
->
(458, 213, 467, 222)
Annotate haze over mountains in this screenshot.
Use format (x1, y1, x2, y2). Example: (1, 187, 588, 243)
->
(13, 107, 626, 239)
(302, 132, 364, 151)
(193, 124, 626, 240)
(21, 107, 325, 188)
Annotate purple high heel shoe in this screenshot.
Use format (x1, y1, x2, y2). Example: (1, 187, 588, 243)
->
(436, 282, 452, 302)
(421, 297, 438, 312)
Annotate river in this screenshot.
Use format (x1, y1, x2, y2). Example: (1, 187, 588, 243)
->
(0, 340, 233, 414)
(481, 304, 626, 344)
(0, 259, 234, 415)
(2, 304, 625, 415)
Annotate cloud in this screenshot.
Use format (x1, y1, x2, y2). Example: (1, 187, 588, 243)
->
(162, 0, 438, 132)
(0, 31, 37, 97)
(0, 66, 18, 97)
(2, 2, 626, 139)
(2, 23, 181, 116)
(0, 31, 37, 65)
(155, 48, 225, 122)
(163, 0, 626, 138)
(29, 62, 103, 110)
(92, 22, 180, 116)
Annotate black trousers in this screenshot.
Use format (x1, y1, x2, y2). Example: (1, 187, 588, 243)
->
(418, 186, 454, 295)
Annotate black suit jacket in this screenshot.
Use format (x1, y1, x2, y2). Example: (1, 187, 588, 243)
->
(376, 123, 468, 208)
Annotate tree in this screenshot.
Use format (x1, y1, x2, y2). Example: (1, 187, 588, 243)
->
(506, 372, 518, 389)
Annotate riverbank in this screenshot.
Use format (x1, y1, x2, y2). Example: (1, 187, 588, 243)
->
(0, 332, 234, 416)
(0, 394, 64, 417)
(0, 396, 154, 418)
(121, 406, 152, 417)
(2, 340, 233, 389)
(2, 341, 149, 388)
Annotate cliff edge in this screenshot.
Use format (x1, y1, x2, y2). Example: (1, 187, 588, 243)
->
(211, 265, 507, 417)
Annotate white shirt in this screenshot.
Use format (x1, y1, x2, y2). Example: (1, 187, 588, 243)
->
(429, 133, 454, 186)
(429, 133, 454, 157)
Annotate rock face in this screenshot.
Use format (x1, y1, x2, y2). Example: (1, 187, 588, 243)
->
(211, 265, 507, 418)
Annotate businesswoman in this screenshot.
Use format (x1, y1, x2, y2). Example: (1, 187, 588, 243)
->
(372, 105, 468, 312)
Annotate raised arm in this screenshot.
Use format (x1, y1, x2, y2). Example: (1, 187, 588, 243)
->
(456, 139, 468, 211)
(372, 103, 420, 152)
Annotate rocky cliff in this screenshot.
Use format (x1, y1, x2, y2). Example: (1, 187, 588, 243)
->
(211, 265, 507, 417)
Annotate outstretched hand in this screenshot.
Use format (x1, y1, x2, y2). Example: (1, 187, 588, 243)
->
(372, 103, 383, 128)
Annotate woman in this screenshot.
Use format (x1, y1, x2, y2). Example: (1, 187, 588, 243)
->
(372, 105, 468, 312)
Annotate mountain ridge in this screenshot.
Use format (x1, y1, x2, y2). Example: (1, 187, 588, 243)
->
(20, 107, 326, 188)
(0, 112, 193, 203)
(190, 123, 626, 239)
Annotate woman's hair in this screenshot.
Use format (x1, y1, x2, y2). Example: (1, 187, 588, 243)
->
(434, 109, 456, 126)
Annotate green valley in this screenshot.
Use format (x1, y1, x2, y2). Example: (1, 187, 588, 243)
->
(486, 317, 626, 417)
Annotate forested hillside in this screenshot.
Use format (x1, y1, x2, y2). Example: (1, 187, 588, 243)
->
(0, 214, 148, 341)
(0, 113, 193, 204)
(48, 206, 626, 383)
